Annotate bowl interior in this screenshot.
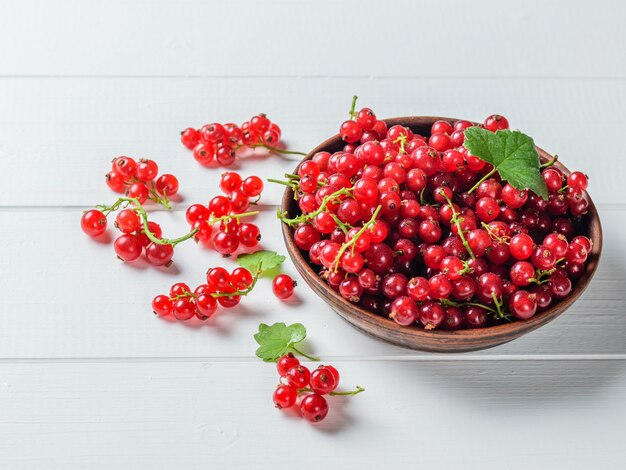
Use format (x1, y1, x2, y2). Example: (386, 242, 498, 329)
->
(281, 116, 603, 352)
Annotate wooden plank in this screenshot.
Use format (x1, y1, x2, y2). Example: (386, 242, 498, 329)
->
(0, 77, 623, 206)
(0, 360, 624, 469)
(0, 1, 623, 78)
(0, 205, 621, 359)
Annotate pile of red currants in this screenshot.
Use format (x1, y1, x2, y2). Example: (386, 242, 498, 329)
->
(106, 156, 179, 206)
(152, 267, 256, 321)
(273, 353, 362, 422)
(279, 101, 593, 330)
(186, 172, 264, 255)
(180, 114, 298, 167)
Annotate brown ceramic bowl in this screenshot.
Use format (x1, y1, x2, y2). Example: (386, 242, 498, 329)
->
(281, 116, 603, 353)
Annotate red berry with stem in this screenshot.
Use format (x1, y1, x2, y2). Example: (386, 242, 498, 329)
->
(213, 231, 239, 255)
(155, 174, 179, 197)
(510, 261, 535, 287)
(126, 182, 149, 204)
(231, 267, 254, 290)
(273, 384, 298, 409)
(300, 393, 329, 422)
(81, 209, 108, 237)
(115, 209, 140, 234)
(169, 282, 191, 297)
(340, 120, 362, 143)
(567, 171, 588, 191)
(114, 234, 143, 262)
(193, 142, 215, 166)
(464, 306, 488, 328)
(310, 367, 338, 395)
(418, 300, 446, 329)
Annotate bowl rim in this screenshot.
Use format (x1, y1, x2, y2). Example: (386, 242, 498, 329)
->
(280, 116, 603, 346)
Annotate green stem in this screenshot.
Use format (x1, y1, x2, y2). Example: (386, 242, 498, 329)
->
(297, 385, 365, 396)
(247, 143, 307, 156)
(467, 167, 496, 195)
(540, 155, 558, 168)
(332, 205, 382, 271)
(277, 186, 353, 226)
(348, 95, 358, 120)
(329, 385, 365, 397)
(147, 181, 172, 209)
(440, 298, 498, 315)
(437, 189, 475, 260)
(290, 345, 320, 362)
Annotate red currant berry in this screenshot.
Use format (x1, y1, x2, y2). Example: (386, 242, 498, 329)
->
(231, 267, 254, 290)
(310, 367, 338, 395)
(145, 243, 174, 266)
(300, 393, 329, 422)
(509, 290, 538, 320)
(152, 295, 173, 317)
(155, 174, 179, 197)
(173, 298, 195, 321)
(242, 176, 264, 197)
(273, 384, 298, 409)
(484, 114, 509, 132)
(180, 127, 199, 149)
(277, 353, 300, 377)
(285, 365, 311, 389)
(272, 274, 296, 300)
(135, 159, 159, 181)
(114, 234, 142, 262)
(81, 209, 108, 237)
(113, 156, 137, 179)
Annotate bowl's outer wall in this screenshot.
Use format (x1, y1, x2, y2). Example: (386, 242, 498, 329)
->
(281, 117, 603, 353)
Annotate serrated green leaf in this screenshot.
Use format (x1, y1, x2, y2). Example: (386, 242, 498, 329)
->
(464, 127, 549, 199)
(236, 250, 286, 275)
(253, 322, 306, 362)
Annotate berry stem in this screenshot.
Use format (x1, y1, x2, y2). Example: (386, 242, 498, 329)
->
(290, 345, 320, 362)
(437, 189, 475, 260)
(147, 181, 172, 209)
(540, 154, 559, 168)
(298, 385, 365, 396)
(246, 143, 307, 157)
(348, 95, 358, 120)
(332, 205, 382, 271)
(467, 167, 496, 195)
(276, 186, 354, 226)
(440, 298, 498, 315)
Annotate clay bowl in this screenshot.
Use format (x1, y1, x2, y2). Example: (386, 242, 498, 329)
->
(281, 116, 603, 353)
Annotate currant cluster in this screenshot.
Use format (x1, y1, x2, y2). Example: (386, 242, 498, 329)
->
(152, 266, 256, 320)
(105, 156, 179, 207)
(273, 354, 362, 422)
(278, 100, 592, 329)
(180, 114, 301, 167)
(186, 172, 264, 255)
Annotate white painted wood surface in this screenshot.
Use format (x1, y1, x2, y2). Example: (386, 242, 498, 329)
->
(1, 1, 625, 468)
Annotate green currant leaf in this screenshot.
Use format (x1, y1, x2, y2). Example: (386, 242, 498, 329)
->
(253, 322, 307, 362)
(236, 250, 286, 275)
(464, 127, 549, 200)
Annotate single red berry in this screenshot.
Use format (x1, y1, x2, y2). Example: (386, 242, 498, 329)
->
(484, 114, 509, 132)
(231, 267, 254, 290)
(136, 159, 159, 181)
(155, 174, 179, 197)
(180, 127, 199, 149)
(285, 365, 311, 389)
(273, 274, 296, 300)
(173, 298, 195, 321)
(152, 295, 173, 317)
(145, 243, 174, 266)
(114, 234, 143, 262)
(273, 384, 298, 409)
(115, 209, 140, 234)
(310, 367, 338, 395)
(242, 176, 264, 197)
(300, 393, 329, 422)
(81, 209, 108, 237)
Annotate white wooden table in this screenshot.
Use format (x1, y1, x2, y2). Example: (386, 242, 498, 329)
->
(1, 1, 625, 468)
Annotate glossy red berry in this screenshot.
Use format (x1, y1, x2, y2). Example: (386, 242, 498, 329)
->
(300, 393, 329, 422)
(81, 209, 108, 237)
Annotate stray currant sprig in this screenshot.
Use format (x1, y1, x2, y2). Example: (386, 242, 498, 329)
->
(276, 186, 354, 226)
